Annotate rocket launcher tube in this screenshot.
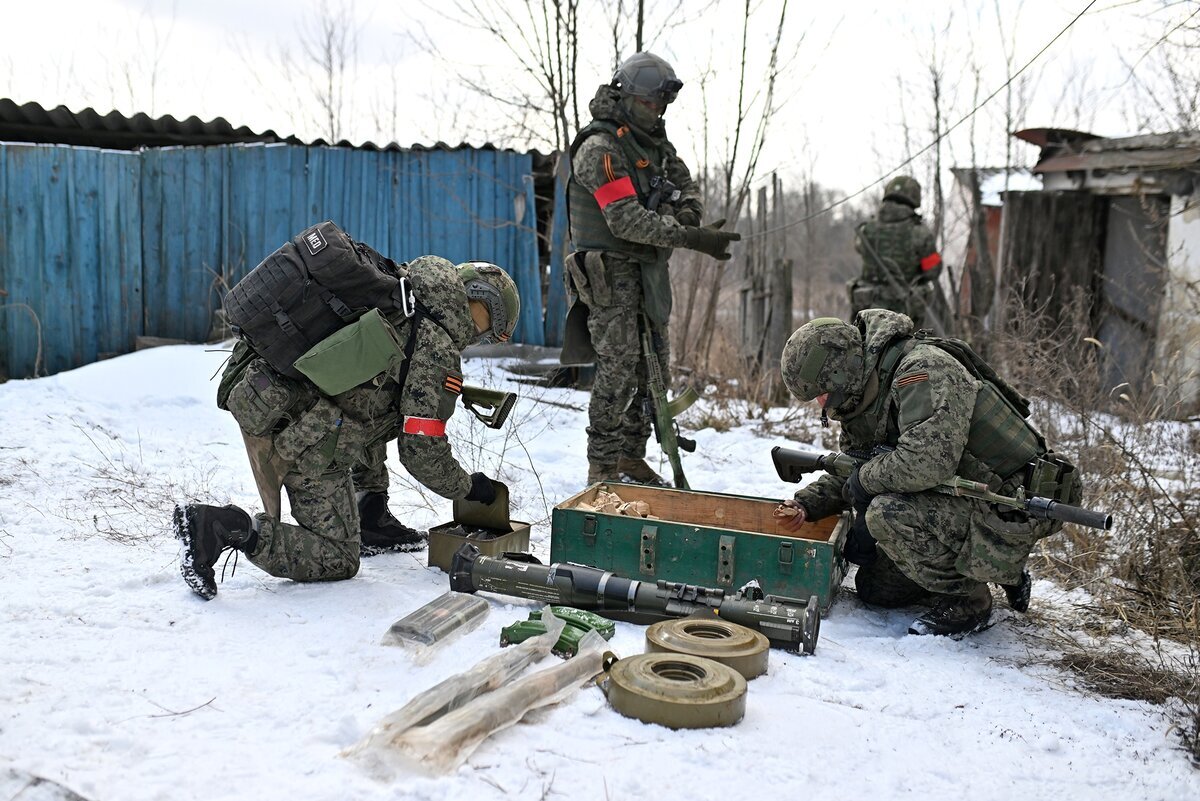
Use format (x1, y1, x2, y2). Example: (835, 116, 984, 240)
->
(450, 545, 819, 654)
(771, 445, 1112, 531)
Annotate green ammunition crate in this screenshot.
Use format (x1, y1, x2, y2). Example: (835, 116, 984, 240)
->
(428, 520, 532, 572)
(550, 483, 847, 612)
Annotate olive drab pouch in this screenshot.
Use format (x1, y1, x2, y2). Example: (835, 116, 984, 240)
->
(216, 340, 257, 411)
(293, 308, 407, 396)
(1024, 453, 1083, 505)
(225, 359, 309, 437)
(582, 251, 612, 306)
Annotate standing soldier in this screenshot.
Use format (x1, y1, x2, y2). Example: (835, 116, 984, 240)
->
(776, 310, 1082, 636)
(563, 51, 740, 486)
(848, 175, 943, 329)
(174, 253, 520, 600)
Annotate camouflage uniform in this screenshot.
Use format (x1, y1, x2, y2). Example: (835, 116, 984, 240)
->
(227, 256, 476, 582)
(790, 310, 1062, 604)
(566, 84, 702, 467)
(850, 201, 942, 328)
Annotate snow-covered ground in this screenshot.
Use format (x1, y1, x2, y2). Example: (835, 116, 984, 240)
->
(2, 344, 1197, 800)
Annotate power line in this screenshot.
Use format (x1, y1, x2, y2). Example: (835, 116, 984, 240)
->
(744, 0, 1099, 240)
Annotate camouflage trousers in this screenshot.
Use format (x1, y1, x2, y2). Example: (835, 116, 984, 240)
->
(862, 489, 1051, 597)
(585, 254, 670, 466)
(849, 281, 933, 330)
(247, 467, 361, 582)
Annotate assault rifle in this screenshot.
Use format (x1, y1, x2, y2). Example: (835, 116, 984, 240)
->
(450, 544, 821, 654)
(460, 385, 517, 429)
(771, 446, 1113, 530)
(640, 313, 698, 489)
(646, 176, 681, 212)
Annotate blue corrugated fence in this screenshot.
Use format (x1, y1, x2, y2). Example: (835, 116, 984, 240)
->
(0, 141, 546, 379)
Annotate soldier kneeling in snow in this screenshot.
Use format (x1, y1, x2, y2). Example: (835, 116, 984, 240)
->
(174, 226, 519, 600)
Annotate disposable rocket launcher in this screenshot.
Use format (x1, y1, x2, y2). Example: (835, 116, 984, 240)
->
(451, 544, 821, 655)
(343, 607, 567, 779)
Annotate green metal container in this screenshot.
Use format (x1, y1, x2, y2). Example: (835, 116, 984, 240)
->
(550, 483, 848, 612)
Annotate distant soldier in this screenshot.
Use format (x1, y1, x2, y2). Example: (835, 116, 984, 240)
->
(848, 175, 942, 329)
(777, 310, 1082, 636)
(563, 51, 740, 486)
(174, 255, 519, 600)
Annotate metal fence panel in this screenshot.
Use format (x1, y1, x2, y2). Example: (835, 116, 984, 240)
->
(1, 141, 545, 379)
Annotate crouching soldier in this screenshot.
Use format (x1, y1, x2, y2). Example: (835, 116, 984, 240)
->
(174, 238, 520, 600)
(777, 310, 1081, 636)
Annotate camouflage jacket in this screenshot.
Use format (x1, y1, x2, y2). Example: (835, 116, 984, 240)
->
(229, 256, 475, 500)
(854, 201, 941, 290)
(794, 310, 986, 520)
(568, 84, 702, 256)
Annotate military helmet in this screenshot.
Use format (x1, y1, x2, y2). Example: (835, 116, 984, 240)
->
(883, 175, 921, 208)
(612, 52, 683, 104)
(780, 318, 866, 408)
(457, 261, 520, 344)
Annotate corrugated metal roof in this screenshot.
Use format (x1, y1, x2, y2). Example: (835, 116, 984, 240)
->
(0, 98, 545, 157)
(1015, 126, 1200, 175)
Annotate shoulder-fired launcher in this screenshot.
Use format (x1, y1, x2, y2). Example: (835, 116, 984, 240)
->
(450, 544, 820, 654)
(771, 445, 1112, 530)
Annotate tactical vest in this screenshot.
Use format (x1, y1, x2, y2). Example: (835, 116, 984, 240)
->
(858, 218, 918, 286)
(852, 335, 1046, 482)
(567, 119, 661, 263)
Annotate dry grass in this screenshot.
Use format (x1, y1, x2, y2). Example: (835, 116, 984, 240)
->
(989, 292, 1200, 765)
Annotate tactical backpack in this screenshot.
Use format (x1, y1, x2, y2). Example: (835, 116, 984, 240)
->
(224, 221, 413, 380)
(908, 331, 1032, 418)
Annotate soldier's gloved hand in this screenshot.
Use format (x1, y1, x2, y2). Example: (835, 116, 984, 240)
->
(681, 219, 740, 260)
(841, 467, 874, 509)
(843, 513, 878, 566)
(465, 472, 498, 505)
(673, 208, 701, 227)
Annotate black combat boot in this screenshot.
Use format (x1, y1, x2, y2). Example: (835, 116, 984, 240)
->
(174, 503, 256, 600)
(908, 585, 993, 637)
(1001, 570, 1032, 613)
(358, 492, 427, 557)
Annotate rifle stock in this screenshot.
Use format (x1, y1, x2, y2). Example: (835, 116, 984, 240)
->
(460, 385, 517, 429)
(772, 446, 1112, 530)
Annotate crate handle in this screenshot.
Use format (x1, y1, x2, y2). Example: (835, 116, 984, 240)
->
(778, 541, 795, 567)
(583, 514, 597, 544)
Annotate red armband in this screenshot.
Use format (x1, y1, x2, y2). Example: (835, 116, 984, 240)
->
(594, 176, 637, 209)
(920, 252, 942, 272)
(402, 416, 447, 437)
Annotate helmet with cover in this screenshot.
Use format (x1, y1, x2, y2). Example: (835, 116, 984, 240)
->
(457, 261, 520, 344)
(612, 52, 683, 105)
(780, 318, 866, 411)
(882, 175, 921, 208)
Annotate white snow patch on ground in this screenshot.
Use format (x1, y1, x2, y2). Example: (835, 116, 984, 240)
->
(1, 344, 1196, 800)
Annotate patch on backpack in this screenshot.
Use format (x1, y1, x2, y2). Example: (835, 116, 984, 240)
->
(303, 228, 328, 255)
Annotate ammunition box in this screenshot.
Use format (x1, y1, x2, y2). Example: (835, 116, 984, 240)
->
(427, 520, 532, 572)
(550, 483, 848, 612)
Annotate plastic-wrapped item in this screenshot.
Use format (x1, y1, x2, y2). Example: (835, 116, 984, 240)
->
(380, 591, 490, 662)
(343, 608, 566, 778)
(383, 628, 609, 775)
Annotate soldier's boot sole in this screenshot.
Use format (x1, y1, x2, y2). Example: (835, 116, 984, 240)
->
(174, 504, 218, 601)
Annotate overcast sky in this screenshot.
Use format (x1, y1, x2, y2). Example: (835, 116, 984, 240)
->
(2, 0, 1193, 198)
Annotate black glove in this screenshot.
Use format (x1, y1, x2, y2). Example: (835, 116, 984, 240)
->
(843, 513, 878, 566)
(464, 472, 497, 504)
(674, 208, 701, 227)
(841, 467, 874, 509)
(681, 218, 740, 260)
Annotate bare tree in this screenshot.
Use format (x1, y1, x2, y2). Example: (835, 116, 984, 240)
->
(239, 0, 361, 143)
